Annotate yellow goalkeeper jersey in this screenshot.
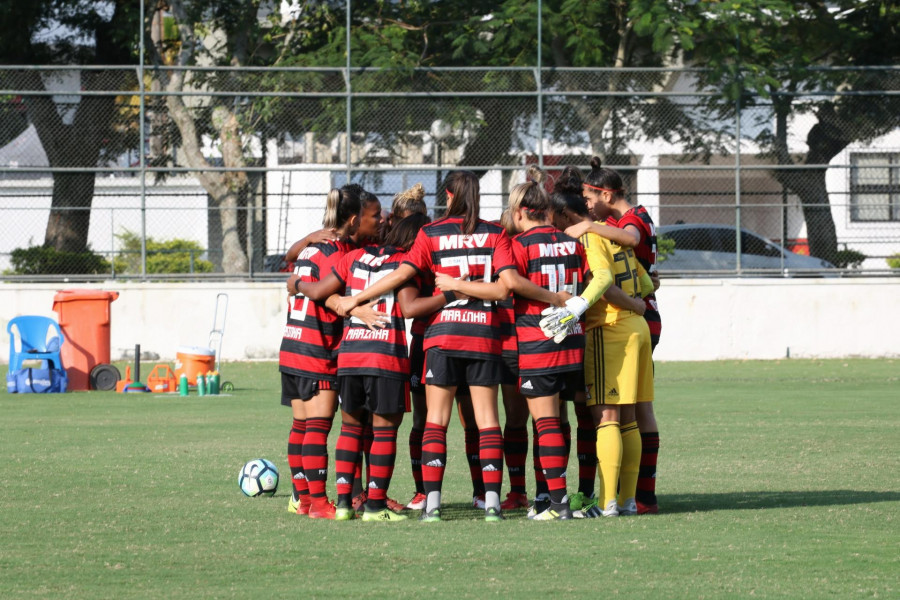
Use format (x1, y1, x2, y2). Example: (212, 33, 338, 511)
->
(580, 225, 652, 331)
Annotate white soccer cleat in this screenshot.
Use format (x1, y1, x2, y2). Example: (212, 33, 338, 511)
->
(601, 499, 619, 517)
(618, 498, 637, 516)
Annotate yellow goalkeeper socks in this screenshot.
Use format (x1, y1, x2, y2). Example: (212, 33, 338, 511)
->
(595, 421, 622, 507)
(618, 421, 641, 505)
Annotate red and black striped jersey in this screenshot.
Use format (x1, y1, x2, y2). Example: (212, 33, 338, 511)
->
(609, 205, 657, 272)
(332, 245, 410, 380)
(279, 239, 357, 380)
(511, 225, 589, 377)
(402, 216, 516, 359)
(498, 294, 517, 356)
(404, 270, 435, 338)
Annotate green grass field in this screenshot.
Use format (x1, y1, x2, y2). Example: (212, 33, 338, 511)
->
(1, 359, 897, 599)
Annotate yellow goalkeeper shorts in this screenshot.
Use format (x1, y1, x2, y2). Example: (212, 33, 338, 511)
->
(584, 314, 654, 406)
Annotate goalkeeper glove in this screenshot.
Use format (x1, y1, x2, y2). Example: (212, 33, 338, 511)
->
(539, 296, 589, 344)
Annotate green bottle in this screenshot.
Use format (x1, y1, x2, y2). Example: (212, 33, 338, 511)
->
(209, 372, 220, 395)
(196, 374, 206, 396)
(179, 373, 189, 396)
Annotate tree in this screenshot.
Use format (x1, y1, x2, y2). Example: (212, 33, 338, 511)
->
(691, 0, 900, 264)
(0, 0, 139, 253)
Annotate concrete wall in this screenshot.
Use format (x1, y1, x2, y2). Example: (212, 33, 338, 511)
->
(2, 278, 899, 365)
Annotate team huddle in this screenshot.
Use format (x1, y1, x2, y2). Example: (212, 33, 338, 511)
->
(279, 157, 662, 522)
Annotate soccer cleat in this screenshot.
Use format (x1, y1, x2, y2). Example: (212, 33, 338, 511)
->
(600, 499, 619, 517)
(334, 506, 356, 521)
(472, 494, 486, 510)
(385, 497, 406, 513)
(362, 508, 409, 522)
(529, 505, 573, 521)
(500, 491, 529, 510)
(419, 508, 442, 522)
(288, 494, 300, 514)
(352, 492, 367, 511)
(406, 492, 427, 510)
(618, 498, 637, 516)
(580, 503, 603, 518)
(636, 499, 659, 515)
(484, 506, 505, 522)
(526, 493, 551, 518)
(308, 499, 337, 520)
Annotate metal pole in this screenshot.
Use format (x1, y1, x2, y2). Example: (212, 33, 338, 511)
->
(537, 0, 543, 168)
(734, 38, 742, 273)
(345, 0, 352, 185)
(139, 0, 147, 277)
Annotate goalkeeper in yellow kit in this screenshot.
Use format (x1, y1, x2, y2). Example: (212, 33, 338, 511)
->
(541, 159, 654, 518)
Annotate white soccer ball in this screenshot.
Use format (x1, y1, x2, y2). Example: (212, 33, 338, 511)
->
(238, 458, 279, 497)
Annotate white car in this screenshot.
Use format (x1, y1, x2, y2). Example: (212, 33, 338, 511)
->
(657, 224, 835, 275)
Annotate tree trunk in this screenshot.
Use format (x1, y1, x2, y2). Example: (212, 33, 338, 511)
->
(784, 169, 838, 264)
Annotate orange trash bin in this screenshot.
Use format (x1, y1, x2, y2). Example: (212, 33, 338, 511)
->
(52, 290, 119, 391)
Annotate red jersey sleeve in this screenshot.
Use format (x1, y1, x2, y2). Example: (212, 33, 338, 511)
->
(491, 230, 516, 279)
(331, 248, 362, 286)
(402, 229, 433, 275)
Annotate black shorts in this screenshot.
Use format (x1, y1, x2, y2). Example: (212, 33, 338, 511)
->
(281, 372, 337, 406)
(560, 369, 586, 401)
(409, 334, 426, 395)
(338, 375, 410, 415)
(519, 369, 583, 399)
(500, 352, 519, 387)
(424, 348, 502, 387)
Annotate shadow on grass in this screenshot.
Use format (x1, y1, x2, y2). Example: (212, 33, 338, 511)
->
(660, 490, 900, 514)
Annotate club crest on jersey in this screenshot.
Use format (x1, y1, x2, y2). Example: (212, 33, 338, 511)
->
(538, 241, 578, 257)
(438, 233, 489, 250)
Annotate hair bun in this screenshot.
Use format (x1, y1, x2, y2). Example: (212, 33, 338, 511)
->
(397, 182, 425, 203)
(590, 156, 603, 171)
(526, 164, 545, 184)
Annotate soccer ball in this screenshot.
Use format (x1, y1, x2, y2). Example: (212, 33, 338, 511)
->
(238, 458, 279, 497)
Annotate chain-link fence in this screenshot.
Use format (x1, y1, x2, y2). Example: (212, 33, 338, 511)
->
(1, 65, 898, 279)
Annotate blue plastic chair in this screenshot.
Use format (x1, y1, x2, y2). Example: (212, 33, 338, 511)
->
(7, 316, 65, 373)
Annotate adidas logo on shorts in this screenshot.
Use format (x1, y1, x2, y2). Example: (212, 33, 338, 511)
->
(425, 369, 434, 379)
(426, 458, 444, 467)
(609, 387, 619, 396)
(521, 380, 533, 390)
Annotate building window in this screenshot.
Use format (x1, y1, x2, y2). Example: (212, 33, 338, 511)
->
(850, 153, 900, 222)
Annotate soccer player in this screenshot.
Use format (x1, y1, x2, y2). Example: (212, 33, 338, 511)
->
(281, 185, 383, 519)
(564, 164, 663, 514)
(335, 170, 567, 522)
(540, 157, 654, 517)
(438, 166, 591, 520)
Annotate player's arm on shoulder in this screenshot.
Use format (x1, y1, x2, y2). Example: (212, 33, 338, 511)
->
(436, 272, 509, 302)
(285, 228, 338, 262)
(566, 222, 639, 248)
(497, 268, 565, 307)
(294, 271, 343, 301)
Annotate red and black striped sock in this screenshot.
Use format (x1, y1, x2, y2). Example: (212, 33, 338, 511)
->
(574, 402, 597, 496)
(636, 431, 660, 506)
(503, 425, 528, 494)
(535, 417, 568, 505)
(532, 419, 548, 498)
(352, 421, 374, 498)
(561, 419, 572, 465)
(334, 422, 363, 506)
(409, 427, 424, 494)
(479, 427, 504, 506)
(366, 426, 398, 511)
(302, 416, 333, 500)
(464, 426, 484, 495)
(287, 418, 308, 501)
(421, 422, 448, 499)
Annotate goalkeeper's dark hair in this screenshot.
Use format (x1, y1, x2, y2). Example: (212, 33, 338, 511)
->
(550, 165, 590, 218)
(384, 213, 429, 250)
(323, 184, 364, 228)
(584, 156, 625, 198)
(508, 165, 551, 221)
